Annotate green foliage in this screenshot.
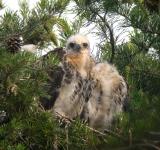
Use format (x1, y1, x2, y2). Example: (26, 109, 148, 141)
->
(0, 51, 46, 115)
(0, 50, 98, 150)
(0, 0, 71, 48)
(0, 0, 3, 9)
(74, 0, 160, 149)
(0, 0, 160, 149)
(0, 11, 22, 38)
(58, 17, 84, 46)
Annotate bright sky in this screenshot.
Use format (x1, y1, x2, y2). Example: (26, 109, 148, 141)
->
(0, 0, 131, 56)
(0, 0, 99, 54)
(2, 0, 39, 11)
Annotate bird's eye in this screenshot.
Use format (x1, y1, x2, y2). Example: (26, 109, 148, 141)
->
(83, 43, 88, 48)
(69, 42, 75, 48)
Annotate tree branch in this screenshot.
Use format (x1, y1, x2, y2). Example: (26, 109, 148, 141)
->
(88, 6, 116, 63)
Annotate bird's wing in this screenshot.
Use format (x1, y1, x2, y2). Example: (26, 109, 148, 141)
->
(39, 48, 66, 110)
(82, 62, 128, 129)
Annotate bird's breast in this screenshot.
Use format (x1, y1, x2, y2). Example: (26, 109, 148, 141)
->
(65, 53, 83, 68)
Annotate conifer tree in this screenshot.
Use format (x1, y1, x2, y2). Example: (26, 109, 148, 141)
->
(0, 1, 101, 149)
(0, 0, 160, 149)
(74, 0, 160, 149)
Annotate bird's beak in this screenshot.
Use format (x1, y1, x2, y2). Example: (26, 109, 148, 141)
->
(74, 44, 81, 52)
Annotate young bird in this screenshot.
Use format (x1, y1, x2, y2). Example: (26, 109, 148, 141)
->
(51, 34, 128, 131)
(53, 34, 95, 120)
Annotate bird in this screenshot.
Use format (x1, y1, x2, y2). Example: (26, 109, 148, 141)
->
(52, 34, 95, 120)
(41, 34, 128, 131)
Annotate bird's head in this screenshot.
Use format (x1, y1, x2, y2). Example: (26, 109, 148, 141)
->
(64, 34, 92, 77)
(65, 34, 90, 54)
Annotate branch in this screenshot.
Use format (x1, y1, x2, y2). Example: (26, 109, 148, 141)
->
(88, 6, 116, 63)
(117, 11, 160, 36)
(55, 112, 127, 141)
(55, 112, 160, 149)
(117, 143, 160, 150)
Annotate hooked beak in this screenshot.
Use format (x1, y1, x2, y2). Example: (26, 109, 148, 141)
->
(73, 44, 81, 52)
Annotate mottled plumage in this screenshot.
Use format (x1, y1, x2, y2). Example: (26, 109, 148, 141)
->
(52, 60, 85, 119)
(41, 34, 128, 130)
(40, 48, 66, 110)
(52, 34, 94, 119)
(82, 63, 128, 130)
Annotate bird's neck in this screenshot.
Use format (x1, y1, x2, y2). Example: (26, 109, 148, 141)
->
(65, 51, 93, 78)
